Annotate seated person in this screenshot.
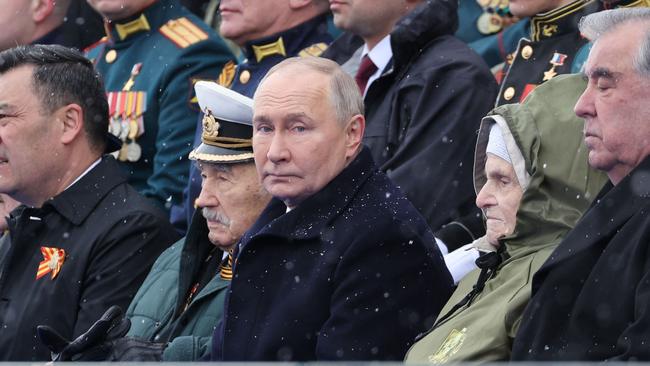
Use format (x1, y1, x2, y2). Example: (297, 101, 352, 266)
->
(38, 82, 271, 361)
(211, 56, 454, 361)
(0, 44, 178, 361)
(404, 73, 608, 362)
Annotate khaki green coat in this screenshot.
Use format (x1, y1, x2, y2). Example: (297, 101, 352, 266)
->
(405, 74, 609, 363)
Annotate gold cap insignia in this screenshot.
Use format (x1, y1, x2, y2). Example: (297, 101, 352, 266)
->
(202, 109, 220, 141)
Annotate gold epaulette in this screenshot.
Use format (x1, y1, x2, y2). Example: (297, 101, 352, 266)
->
(159, 17, 208, 48)
(299, 42, 328, 58)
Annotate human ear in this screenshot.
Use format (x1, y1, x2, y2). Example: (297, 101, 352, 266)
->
(344, 114, 365, 157)
(31, 0, 56, 23)
(57, 104, 85, 145)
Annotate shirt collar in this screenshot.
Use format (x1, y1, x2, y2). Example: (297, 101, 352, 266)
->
(361, 35, 393, 75)
(65, 158, 102, 191)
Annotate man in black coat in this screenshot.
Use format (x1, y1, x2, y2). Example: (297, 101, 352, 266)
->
(0, 44, 179, 360)
(323, 0, 497, 237)
(511, 8, 650, 361)
(210, 57, 454, 361)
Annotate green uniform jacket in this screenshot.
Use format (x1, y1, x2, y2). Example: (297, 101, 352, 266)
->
(405, 74, 609, 363)
(85, 0, 234, 210)
(126, 214, 229, 360)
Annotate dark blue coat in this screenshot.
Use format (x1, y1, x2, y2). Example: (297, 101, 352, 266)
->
(211, 147, 453, 361)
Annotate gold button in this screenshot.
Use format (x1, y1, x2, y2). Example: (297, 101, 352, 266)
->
(521, 45, 533, 60)
(105, 49, 117, 63)
(503, 87, 515, 101)
(239, 70, 251, 84)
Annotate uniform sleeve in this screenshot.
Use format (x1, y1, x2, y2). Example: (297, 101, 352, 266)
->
(142, 40, 234, 208)
(72, 212, 179, 337)
(314, 220, 453, 360)
(381, 57, 498, 233)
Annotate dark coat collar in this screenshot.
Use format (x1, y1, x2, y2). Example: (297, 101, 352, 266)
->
(42, 156, 128, 225)
(540, 155, 650, 271)
(241, 14, 330, 64)
(242, 147, 376, 243)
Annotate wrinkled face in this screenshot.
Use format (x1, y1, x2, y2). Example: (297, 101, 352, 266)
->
(252, 67, 355, 208)
(0, 66, 59, 206)
(574, 22, 650, 185)
(0, 0, 35, 51)
(329, 0, 411, 40)
(508, 0, 571, 18)
(219, 0, 288, 45)
(86, 0, 156, 20)
(195, 162, 270, 250)
(476, 154, 523, 246)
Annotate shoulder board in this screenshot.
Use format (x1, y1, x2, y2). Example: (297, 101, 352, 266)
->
(298, 42, 328, 58)
(84, 36, 109, 53)
(159, 17, 209, 49)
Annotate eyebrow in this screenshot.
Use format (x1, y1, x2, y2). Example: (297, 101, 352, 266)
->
(584, 67, 622, 80)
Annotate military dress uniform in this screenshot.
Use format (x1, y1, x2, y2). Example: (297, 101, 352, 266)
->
(495, 0, 601, 106)
(85, 0, 234, 210)
(172, 14, 333, 232)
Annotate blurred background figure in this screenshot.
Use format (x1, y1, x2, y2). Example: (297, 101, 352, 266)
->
(0, 0, 103, 51)
(85, 0, 234, 214)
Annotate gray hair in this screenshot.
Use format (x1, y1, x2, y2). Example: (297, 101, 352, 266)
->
(579, 8, 650, 76)
(257, 57, 364, 125)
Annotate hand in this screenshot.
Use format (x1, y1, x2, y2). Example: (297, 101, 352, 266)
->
(37, 305, 131, 361)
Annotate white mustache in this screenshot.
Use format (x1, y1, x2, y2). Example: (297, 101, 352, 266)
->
(202, 207, 231, 227)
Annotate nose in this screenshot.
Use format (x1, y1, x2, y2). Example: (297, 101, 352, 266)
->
(475, 182, 496, 210)
(195, 181, 219, 210)
(266, 132, 291, 164)
(574, 84, 596, 119)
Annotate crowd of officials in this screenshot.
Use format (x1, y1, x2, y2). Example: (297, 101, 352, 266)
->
(0, 0, 650, 362)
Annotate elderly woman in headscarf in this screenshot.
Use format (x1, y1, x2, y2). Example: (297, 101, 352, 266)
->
(404, 73, 609, 363)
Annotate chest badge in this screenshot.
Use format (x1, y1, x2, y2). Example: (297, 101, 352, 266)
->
(429, 327, 468, 363)
(543, 52, 568, 81)
(36, 247, 66, 280)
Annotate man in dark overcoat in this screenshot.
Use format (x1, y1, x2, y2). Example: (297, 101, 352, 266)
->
(511, 8, 650, 361)
(210, 57, 454, 361)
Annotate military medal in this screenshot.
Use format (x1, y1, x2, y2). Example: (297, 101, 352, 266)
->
(126, 141, 142, 162)
(105, 63, 147, 163)
(476, 0, 512, 35)
(36, 247, 66, 280)
(477, 12, 503, 35)
(543, 52, 568, 81)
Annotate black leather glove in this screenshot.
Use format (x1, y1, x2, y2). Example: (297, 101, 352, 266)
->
(37, 305, 131, 361)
